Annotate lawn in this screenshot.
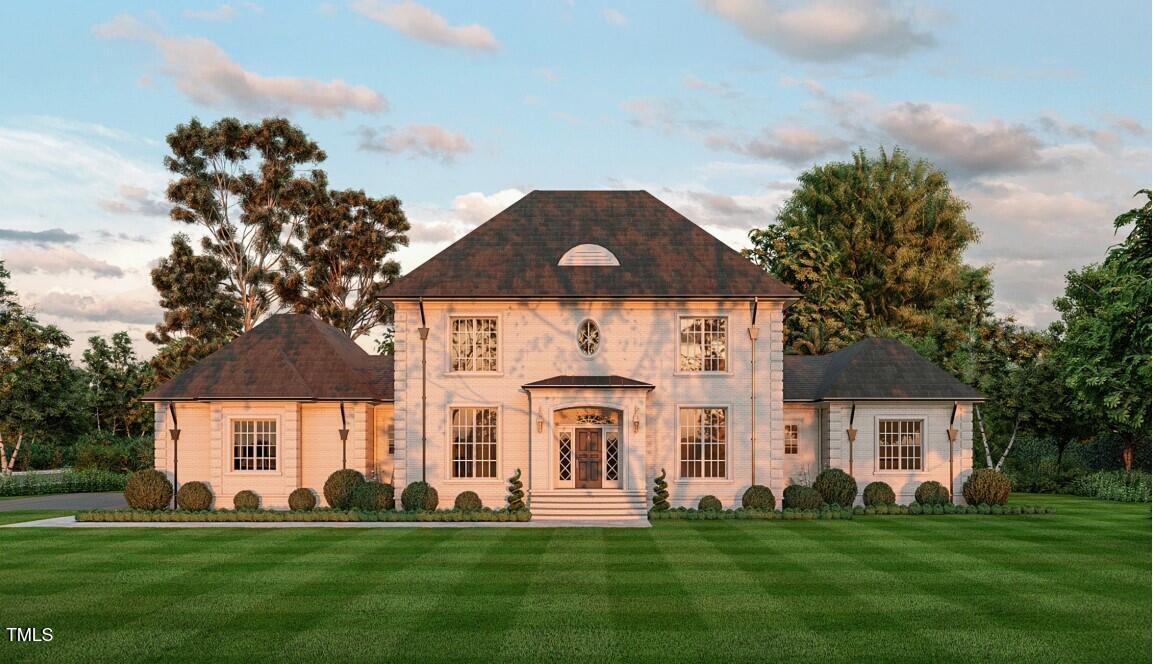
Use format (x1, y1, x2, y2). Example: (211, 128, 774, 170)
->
(0, 494, 1147, 663)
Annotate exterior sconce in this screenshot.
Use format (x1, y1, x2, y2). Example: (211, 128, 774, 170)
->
(845, 427, 858, 443)
(632, 407, 641, 433)
(536, 407, 544, 433)
(946, 426, 959, 443)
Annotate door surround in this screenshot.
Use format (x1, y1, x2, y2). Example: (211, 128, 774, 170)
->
(575, 428, 602, 488)
(551, 405, 623, 490)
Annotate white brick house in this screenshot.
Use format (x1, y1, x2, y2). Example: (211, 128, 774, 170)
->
(145, 190, 982, 519)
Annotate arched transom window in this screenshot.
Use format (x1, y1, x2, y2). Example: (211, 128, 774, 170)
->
(578, 319, 600, 356)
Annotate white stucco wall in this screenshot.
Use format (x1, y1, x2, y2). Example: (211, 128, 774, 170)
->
(781, 403, 820, 486)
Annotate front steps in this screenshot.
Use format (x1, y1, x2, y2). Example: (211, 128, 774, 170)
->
(530, 489, 649, 521)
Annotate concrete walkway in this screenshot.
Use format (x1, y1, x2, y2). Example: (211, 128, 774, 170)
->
(4, 516, 651, 529)
(0, 492, 127, 512)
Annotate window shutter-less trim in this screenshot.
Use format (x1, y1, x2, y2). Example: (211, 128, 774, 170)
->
(558, 244, 620, 266)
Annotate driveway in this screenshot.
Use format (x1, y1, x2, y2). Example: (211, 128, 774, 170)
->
(0, 492, 127, 511)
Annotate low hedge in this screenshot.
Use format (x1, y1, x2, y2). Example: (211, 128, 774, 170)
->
(650, 505, 855, 520)
(0, 469, 128, 497)
(850, 503, 1055, 516)
(75, 508, 533, 523)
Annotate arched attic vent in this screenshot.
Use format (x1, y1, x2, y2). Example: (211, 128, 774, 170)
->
(558, 244, 620, 266)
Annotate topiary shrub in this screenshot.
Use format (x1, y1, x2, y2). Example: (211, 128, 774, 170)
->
(175, 480, 213, 511)
(742, 484, 775, 510)
(354, 481, 395, 511)
(862, 481, 896, 506)
(652, 469, 670, 511)
(124, 469, 173, 510)
(782, 484, 823, 510)
(233, 490, 260, 510)
(963, 468, 1011, 506)
(506, 468, 525, 511)
(324, 469, 366, 509)
(288, 488, 317, 511)
(401, 481, 439, 511)
(812, 468, 858, 507)
(915, 480, 950, 505)
(698, 495, 723, 511)
(454, 490, 483, 511)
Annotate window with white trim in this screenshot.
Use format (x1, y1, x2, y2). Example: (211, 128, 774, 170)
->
(232, 420, 277, 471)
(450, 317, 499, 372)
(784, 424, 799, 455)
(678, 317, 727, 372)
(451, 407, 498, 478)
(878, 419, 922, 470)
(679, 407, 727, 478)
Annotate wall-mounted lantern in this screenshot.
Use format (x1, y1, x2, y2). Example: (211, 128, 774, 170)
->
(632, 407, 641, 433)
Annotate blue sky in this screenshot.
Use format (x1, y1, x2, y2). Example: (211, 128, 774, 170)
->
(0, 0, 1149, 357)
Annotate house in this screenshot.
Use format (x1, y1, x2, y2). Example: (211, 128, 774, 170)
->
(143, 190, 982, 519)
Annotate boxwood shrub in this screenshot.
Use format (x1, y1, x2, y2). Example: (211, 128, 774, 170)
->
(354, 482, 395, 511)
(963, 468, 1011, 506)
(401, 481, 439, 511)
(124, 469, 173, 510)
(175, 481, 213, 511)
(454, 490, 483, 511)
(741, 484, 775, 510)
(323, 469, 366, 509)
(782, 484, 823, 510)
(862, 481, 896, 506)
(233, 490, 260, 510)
(698, 495, 723, 511)
(812, 468, 857, 507)
(288, 488, 317, 511)
(915, 480, 950, 506)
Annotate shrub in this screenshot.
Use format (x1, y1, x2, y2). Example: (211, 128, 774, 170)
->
(782, 484, 823, 510)
(915, 481, 950, 506)
(506, 468, 525, 511)
(353, 481, 395, 511)
(652, 468, 670, 511)
(1068, 470, 1152, 503)
(862, 481, 896, 506)
(454, 490, 483, 511)
(0, 469, 128, 497)
(233, 490, 260, 510)
(401, 481, 439, 511)
(175, 481, 213, 511)
(288, 488, 317, 511)
(698, 495, 723, 511)
(323, 469, 366, 509)
(812, 468, 857, 507)
(741, 484, 775, 510)
(963, 468, 1011, 506)
(123, 469, 173, 510)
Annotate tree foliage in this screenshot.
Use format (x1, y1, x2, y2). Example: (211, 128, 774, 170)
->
(82, 332, 154, 437)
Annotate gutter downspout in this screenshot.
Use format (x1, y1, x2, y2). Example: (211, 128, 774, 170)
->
(748, 296, 759, 487)
(167, 402, 180, 509)
(947, 402, 960, 502)
(523, 388, 533, 512)
(418, 297, 429, 483)
(846, 402, 858, 478)
(339, 402, 349, 470)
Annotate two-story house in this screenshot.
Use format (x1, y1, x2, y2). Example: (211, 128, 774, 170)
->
(144, 190, 982, 520)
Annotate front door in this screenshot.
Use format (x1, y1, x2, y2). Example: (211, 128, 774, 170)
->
(575, 428, 602, 489)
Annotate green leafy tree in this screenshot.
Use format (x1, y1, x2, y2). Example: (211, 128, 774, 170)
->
(273, 188, 410, 339)
(1054, 190, 1152, 470)
(82, 332, 155, 436)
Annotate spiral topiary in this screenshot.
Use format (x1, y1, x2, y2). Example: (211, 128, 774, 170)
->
(915, 480, 950, 506)
(652, 469, 670, 511)
(862, 481, 896, 506)
(401, 481, 439, 511)
(782, 484, 823, 510)
(233, 490, 260, 510)
(175, 480, 213, 511)
(741, 484, 775, 510)
(124, 469, 173, 510)
(454, 490, 483, 511)
(963, 468, 1011, 506)
(288, 488, 317, 511)
(506, 468, 525, 511)
(324, 469, 366, 509)
(698, 495, 723, 511)
(812, 468, 858, 507)
(354, 481, 396, 511)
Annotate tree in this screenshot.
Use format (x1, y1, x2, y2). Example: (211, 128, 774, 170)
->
(164, 117, 328, 332)
(147, 234, 244, 381)
(273, 188, 409, 339)
(82, 332, 154, 437)
(1054, 189, 1151, 470)
(745, 147, 983, 355)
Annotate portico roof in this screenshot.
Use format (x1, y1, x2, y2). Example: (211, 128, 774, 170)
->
(523, 375, 655, 390)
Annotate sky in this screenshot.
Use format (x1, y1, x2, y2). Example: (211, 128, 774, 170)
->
(0, 0, 1149, 359)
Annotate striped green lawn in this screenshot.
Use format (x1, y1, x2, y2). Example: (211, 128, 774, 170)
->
(0, 494, 1147, 663)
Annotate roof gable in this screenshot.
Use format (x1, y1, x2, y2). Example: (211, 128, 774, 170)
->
(384, 190, 799, 300)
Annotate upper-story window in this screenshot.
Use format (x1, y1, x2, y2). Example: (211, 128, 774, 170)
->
(450, 317, 499, 372)
(784, 424, 799, 455)
(577, 319, 600, 357)
(678, 316, 728, 372)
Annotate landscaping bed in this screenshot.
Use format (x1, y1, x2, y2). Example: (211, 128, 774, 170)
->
(650, 502, 1055, 520)
(76, 507, 531, 523)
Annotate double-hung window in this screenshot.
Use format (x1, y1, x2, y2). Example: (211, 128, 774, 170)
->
(784, 424, 799, 455)
(678, 407, 727, 478)
(878, 419, 923, 471)
(678, 317, 727, 372)
(450, 317, 499, 372)
(451, 407, 498, 478)
(232, 419, 277, 471)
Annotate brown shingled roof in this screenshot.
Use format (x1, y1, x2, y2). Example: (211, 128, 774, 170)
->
(383, 190, 800, 300)
(142, 314, 393, 402)
(783, 338, 984, 402)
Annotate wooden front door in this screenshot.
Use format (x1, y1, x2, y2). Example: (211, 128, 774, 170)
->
(575, 428, 602, 489)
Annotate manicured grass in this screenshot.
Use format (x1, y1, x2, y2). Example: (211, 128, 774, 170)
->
(0, 510, 70, 525)
(0, 494, 1147, 662)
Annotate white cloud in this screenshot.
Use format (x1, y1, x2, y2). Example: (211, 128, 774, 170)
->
(0, 228, 80, 244)
(31, 291, 159, 325)
(356, 124, 474, 163)
(706, 126, 848, 166)
(620, 97, 716, 134)
(97, 184, 170, 217)
(351, 0, 500, 53)
(451, 189, 526, 224)
(700, 0, 934, 62)
(602, 8, 629, 26)
(183, 4, 238, 21)
(93, 15, 387, 117)
(2, 245, 124, 278)
(683, 73, 740, 99)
